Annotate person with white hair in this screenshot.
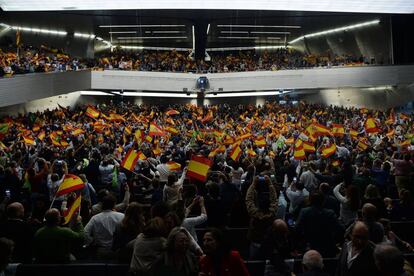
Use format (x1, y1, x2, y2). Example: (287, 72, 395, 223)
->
(298, 250, 329, 276)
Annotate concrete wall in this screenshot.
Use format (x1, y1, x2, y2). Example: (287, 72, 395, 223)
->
(0, 70, 91, 107)
(91, 65, 414, 92)
(301, 84, 414, 110)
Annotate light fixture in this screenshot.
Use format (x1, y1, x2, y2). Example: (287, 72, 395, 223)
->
(152, 31, 183, 34)
(118, 45, 191, 51)
(192, 25, 195, 51)
(0, 1, 413, 13)
(217, 25, 301, 29)
(117, 36, 188, 39)
(99, 24, 186, 28)
(10, 25, 67, 35)
(289, 19, 380, 44)
(108, 31, 137, 34)
(250, 31, 291, 34)
(267, 37, 281, 40)
(218, 36, 260, 39)
(206, 23, 210, 35)
(74, 32, 95, 39)
(220, 31, 249, 34)
(206, 91, 281, 98)
(80, 91, 197, 98)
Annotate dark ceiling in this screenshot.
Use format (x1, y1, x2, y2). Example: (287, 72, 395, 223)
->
(0, 9, 386, 49)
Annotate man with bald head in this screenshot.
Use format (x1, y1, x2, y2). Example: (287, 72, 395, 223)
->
(0, 202, 33, 263)
(33, 208, 84, 263)
(336, 221, 378, 276)
(259, 219, 293, 275)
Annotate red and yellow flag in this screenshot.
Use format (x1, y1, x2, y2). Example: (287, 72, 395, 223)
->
(349, 129, 359, 140)
(331, 124, 345, 137)
(134, 129, 143, 144)
(121, 149, 140, 171)
(149, 122, 165, 136)
(303, 141, 316, 153)
(63, 195, 81, 225)
(137, 151, 147, 160)
(56, 174, 84, 196)
(230, 146, 242, 161)
(247, 148, 257, 157)
(386, 129, 395, 138)
(255, 137, 266, 147)
(165, 126, 179, 135)
(37, 131, 45, 141)
(365, 118, 379, 134)
(72, 128, 85, 136)
(85, 106, 100, 119)
(187, 155, 212, 182)
(166, 161, 181, 171)
(321, 144, 336, 158)
(23, 136, 35, 145)
(109, 113, 125, 122)
(294, 145, 306, 160)
(165, 109, 180, 116)
(357, 139, 369, 151)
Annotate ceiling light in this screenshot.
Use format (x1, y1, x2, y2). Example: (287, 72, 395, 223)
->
(218, 25, 301, 29)
(192, 25, 195, 51)
(117, 36, 188, 39)
(289, 19, 380, 44)
(74, 32, 95, 39)
(267, 37, 281, 40)
(250, 31, 291, 34)
(218, 36, 260, 39)
(220, 31, 249, 34)
(206, 23, 210, 35)
(99, 24, 186, 28)
(152, 31, 183, 34)
(10, 25, 67, 35)
(206, 91, 281, 98)
(118, 45, 191, 51)
(108, 31, 137, 34)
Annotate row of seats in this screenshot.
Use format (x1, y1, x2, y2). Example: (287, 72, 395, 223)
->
(14, 254, 414, 276)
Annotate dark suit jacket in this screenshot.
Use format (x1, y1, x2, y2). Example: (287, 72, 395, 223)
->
(0, 219, 34, 263)
(296, 206, 345, 257)
(336, 241, 378, 276)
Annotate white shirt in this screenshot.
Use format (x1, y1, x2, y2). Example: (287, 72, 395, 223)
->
(182, 214, 207, 242)
(286, 187, 309, 214)
(156, 163, 171, 183)
(85, 210, 124, 248)
(300, 170, 319, 192)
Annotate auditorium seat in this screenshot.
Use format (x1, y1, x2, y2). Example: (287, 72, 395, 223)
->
(245, 260, 265, 276)
(15, 263, 107, 276)
(390, 221, 414, 244)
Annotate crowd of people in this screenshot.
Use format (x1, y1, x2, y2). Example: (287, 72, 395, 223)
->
(0, 101, 413, 275)
(0, 45, 88, 77)
(94, 48, 369, 73)
(1, 45, 370, 77)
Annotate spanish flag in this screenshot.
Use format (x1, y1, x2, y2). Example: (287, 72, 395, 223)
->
(145, 135, 153, 143)
(255, 137, 266, 147)
(23, 136, 35, 146)
(124, 126, 132, 135)
(331, 124, 345, 137)
(37, 131, 45, 141)
(63, 195, 81, 225)
(357, 139, 369, 151)
(294, 145, 306, 160)
(165, 109, 180, 116)
(32, 125, 40, 132)
(400, 139, 411, 147)
(313, 123, 332, 136)
(165, 126, 179, 135)
(187, 155, 212, 182)
(121, 149, 140, 171)
(153, 147, 162, 156)
(72, 128, 84, 136)
(137, 151, 147, 160)
(149, 122, 165, 137)
(230, 146, 242, 161)
(109, 113, 125, 122)
(303, 141, 316, 153)
(365, 118, 379, 134)
(247, 148, 257, 157)
(349, 129, 359, 140)
(285, 137, 294, 145)
(321, 144, 336, 158)
(135, 129, 143, 144)
(240, 133, 252, 140)
(85, 106, 100, 119)
(56, 174, 84, 196)
(166, 161, 181, 171)
(400, 113, 410, 121)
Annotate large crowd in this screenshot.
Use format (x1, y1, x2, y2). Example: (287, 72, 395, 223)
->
(1, 46, 370, 77)
(0, 101, 413, 275)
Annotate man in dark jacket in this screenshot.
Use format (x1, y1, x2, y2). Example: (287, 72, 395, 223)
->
(0, 202, 34, 263)
(295, 192, 344, 257)
(336, 221, 378, 276)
